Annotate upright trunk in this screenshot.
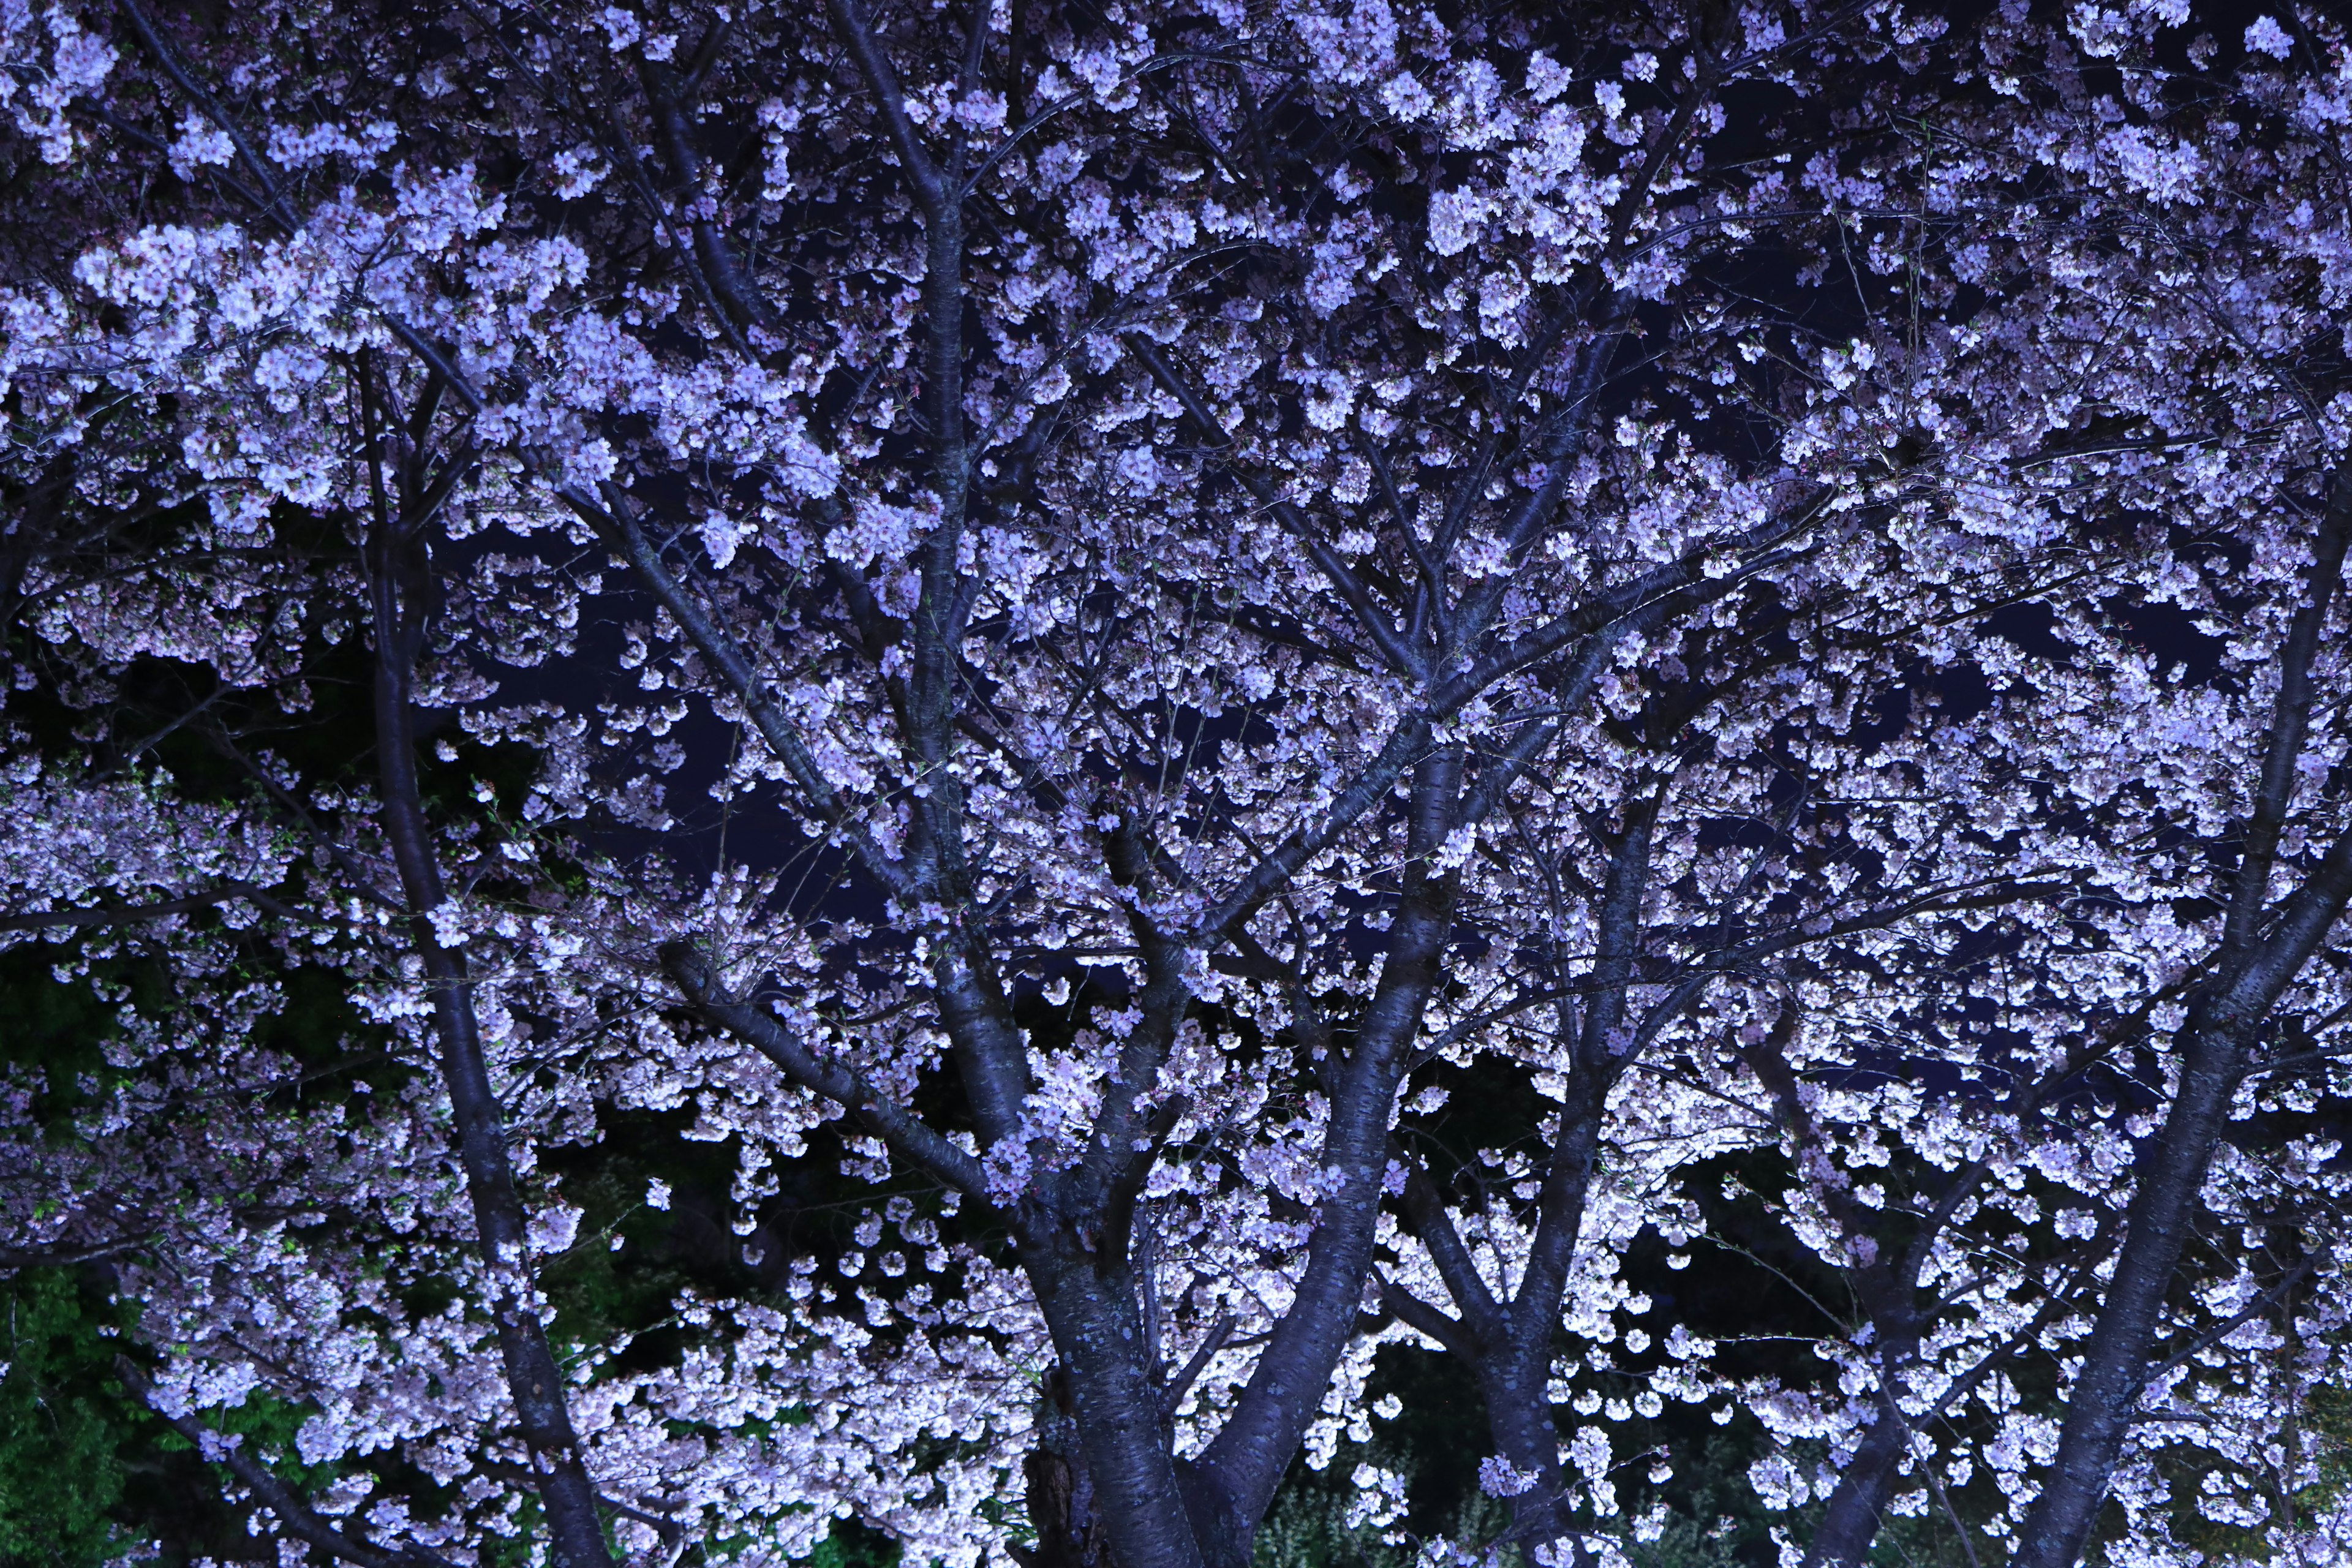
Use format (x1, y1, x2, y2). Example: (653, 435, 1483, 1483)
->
(2010, 1027, 2242, 1568)
(1494, 1076, 1609, 1547)
(1023, 1256, 1212, 1568)
(369, 516, 616, 1568)
(1741, 1017, 1928, 1568)
(1906, 478, 2352, 1568)
(1801, 1390, 1918, 1568)
(1196, 748, 1469, 1534)
(1022, 1366, 1117, 1568)
(1415, 796, 1658, 1558)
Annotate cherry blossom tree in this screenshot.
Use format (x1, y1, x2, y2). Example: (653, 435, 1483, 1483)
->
(3, 2, 2352, 1568)
(1463, 4, 2352, 1557)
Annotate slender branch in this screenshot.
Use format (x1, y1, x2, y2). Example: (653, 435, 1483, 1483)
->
(545, 478, 913, 900)
(1162, 1311, 1236, 1415)
(0, 1237, 153, 1271)
(1380, 1276, 1476, 1356)
(111, 0, 296, 233)
(116, 1359, 458, 1568)
(1436, 509, 1823, 712)
(1122, 549, 1792, 1006)
(1200, 745, 1466, 1518)
(1397, 1170, 1507, 1351)
(2137, 1256, 2321, 1400)
(960, 51, 1307, 198)
(2222, 472, 2352, 957)
(0, 881, 309, 933)
(663, 941, 992, 1199)
(1511, 785, 1662, 1349)
(824, 0, 945, 214)
(108, 7, 489, 415)
(680, 9, 738, 99)
(364, 390, 616, 1568)
(1124, 333, 1425, 677)
(375, 317, 486, 415)
(1905, 1402, 1988, 1568)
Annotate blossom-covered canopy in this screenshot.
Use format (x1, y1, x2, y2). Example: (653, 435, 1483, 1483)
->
(3, 2, 2351, 1567)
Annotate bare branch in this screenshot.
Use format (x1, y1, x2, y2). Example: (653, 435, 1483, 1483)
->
(1123, 333, 1425, 677)
(663, 941, 993, 1200)
(545, 478, 914, 901)
(2223, 472, 2352, 957)
(824, 0, 946, 214)
(0, 880, 307, 933)
(117, 1358, 459, 1568)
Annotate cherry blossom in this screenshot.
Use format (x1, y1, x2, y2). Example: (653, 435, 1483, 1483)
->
(2, 4, 2351, 1568)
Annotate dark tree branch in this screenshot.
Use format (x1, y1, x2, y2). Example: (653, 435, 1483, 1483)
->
(546, 479, 914, 902)
(824, 0, 946, 215)
(662, 944, 990, 1199)
(2222, 474, 2352, 957)
(360, 376, 616, 1568)
(2016, 470, 2352, 1568)
(0, 881, 307, 932)
(1396, 1170, 1507, 1350)
(1123, 333, 1425, 677)
(1200, 745, 1465, 1523)
(117, 1359, 460, 1568)
(111, 0, 296, 233)
(1163, 1311, 1235, 1416)
(1379, 1276, 1476, 1356)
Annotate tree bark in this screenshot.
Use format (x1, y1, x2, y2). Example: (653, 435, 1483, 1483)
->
(1803, 1395, 1917, 1568)
(1195, 747, 1468, 1537)
(1022, 1367, 1117, 1568)
(2008, 1028, 2242, 1568)
(367, 458, 615, 1568)
(2011, 478, 2352, 1568)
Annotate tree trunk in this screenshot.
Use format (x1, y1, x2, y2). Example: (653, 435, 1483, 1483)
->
(369, 504, 616, 1568)
(2010, 1028, 2241, 1568)
(1025, 1259, 1216, 1568)
(1023, 1368, 1118, 1568)
(1802, 1399, 1915, 1568)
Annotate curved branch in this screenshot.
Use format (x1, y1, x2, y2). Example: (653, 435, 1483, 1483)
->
(116, 1359, 458, 1568)
(1123, 333, 1425, 677)
(0, 880, 308, 933)
(112, 0, 296, 234)
(547, 478, 914, 901)
(2222, 472, 2352, 957)
(1379, 1276, 1475, 1356)
(824, 0, 945, 214)
(662, 941, 992, 1200)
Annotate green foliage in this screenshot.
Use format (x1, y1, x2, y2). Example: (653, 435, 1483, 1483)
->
(473, 1491, 549, 1568)
(537, 1161, 699, 1357)
(2304, 1378, 2352, 1501)
(0, 1265, 376, 1568)
(0, 1270, 134, 1568)
(2150, 1364, 2352, 1565)
(0, 946, 151, 1123)
(1626, 1437, 1816, 1568)
(208, 1387, 346, 1497)
(1252, 1443, 1520, 1568)
(808, 1517, 904, 1568)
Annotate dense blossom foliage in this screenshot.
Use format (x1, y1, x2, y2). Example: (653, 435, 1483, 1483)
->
(3, 2, 2352, 1568)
